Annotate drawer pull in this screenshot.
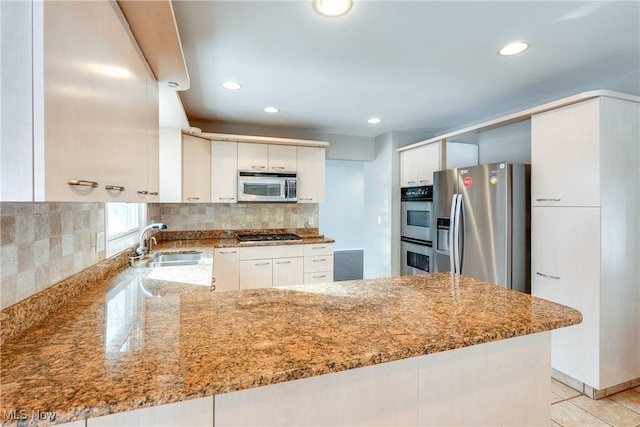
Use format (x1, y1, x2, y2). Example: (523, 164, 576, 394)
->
(312, 246, 326, 250)
(219, 250, 237, 254)
(312, 275, 326, 279)
(68, 179, 98, 188)
(276, 261, 291, 264)
(535, 198, 561, 202)
(149, 192, 159, 196)
(255, 262, 270, 266)
(536, 272, 561, 280)
(105, 185, 125, 192)
(312, 258, 327, 262)
(137, 190, 149, 195)
(187, 197, 200, 201)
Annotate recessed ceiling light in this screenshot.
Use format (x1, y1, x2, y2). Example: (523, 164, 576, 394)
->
(314, 0, 352, 17)
(498, 42, 530, 56)
(368, 117, 381, 124)
(264, 107, 279, 113)
(222, 81, 242, 90)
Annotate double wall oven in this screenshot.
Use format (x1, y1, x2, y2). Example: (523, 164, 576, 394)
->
(401, 185, 433, 275)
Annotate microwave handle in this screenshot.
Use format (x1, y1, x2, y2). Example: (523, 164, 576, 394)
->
(285, 179, 290, 199)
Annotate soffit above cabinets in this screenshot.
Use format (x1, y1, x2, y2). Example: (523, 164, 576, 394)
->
(117, 0, 190, 90)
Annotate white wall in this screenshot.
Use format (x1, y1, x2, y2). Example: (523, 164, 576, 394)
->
(319, 160, 364, 251)
(477, 120, 532, 164)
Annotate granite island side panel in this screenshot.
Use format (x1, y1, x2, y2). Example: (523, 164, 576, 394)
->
(1, 270, 581, 426)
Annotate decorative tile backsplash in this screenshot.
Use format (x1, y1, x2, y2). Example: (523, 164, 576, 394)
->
(152, 203, 318, 231)
(0, 202, 319, 309)
(0, 202, 105, 309)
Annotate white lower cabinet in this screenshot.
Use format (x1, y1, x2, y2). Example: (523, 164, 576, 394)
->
(273, 257, 304, 287)
(532, 206, 600, 387)
(222, 243, 334, 290)
(212, 248, 240, 291)
(87, 396, 213, 426)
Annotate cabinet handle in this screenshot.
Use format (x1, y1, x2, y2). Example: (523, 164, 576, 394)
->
(187, 197, 200, 201)
(137, 190, 149, 195)
(149, 192, 159, 196)
(536, 272, 561, 280)
(255, 262, 270, 266)
(408, 181, 417, 184)
(299, 198, 313, 201)
(251, 166, 266, 170)
(312, 275, 327, 279)
(219, 250, 237, 254)
(105, 185, 125, 192)
(68, 179, 98, 188)
(218, 197, 235, 200)
(210, 277, 216, 292)
(271, 166, 285, 170)
(312, 258, 327, 262)
(535, 198, 561, 202)
(419, 180, 430, 183)
(312, 246, 326, 249)
(276, 261, 291, 264)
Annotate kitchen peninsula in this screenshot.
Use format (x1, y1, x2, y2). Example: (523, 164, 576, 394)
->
(1, 240, 581, 427)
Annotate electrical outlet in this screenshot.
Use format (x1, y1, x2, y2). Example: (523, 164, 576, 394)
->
(309, 216, 314, 225)
(96, 231, 105, 252)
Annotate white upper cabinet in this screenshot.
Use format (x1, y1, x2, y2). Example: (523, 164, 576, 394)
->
(400, 141, 477, 187)
(0, 0, 159, 202)
(211, 140, 238, 203)
(182, 134, 211, 203)
(237, 143, 269, 171)
(237, 143, 297, 172)
(268, 145, 297, 172)
(531, 99, 600, 207)
(297, 146, 325, 203)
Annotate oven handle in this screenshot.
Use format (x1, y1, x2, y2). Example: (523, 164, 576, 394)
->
(400, 236, 432, 246)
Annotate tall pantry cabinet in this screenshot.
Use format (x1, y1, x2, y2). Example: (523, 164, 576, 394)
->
(531, 96, 640, 393)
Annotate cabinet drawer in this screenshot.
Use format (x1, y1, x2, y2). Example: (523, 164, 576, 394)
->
(303, 272, 333, 284)
(304, 243, 333, 257)
(240, 244, 304, 260)
(304, 255, 333, 273)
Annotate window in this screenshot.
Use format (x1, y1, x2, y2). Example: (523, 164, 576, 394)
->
(106, 203, 146, 257)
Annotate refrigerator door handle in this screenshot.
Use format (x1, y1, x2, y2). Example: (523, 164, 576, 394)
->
(448, 194, 458, 273)
(453, 194, 463, 274)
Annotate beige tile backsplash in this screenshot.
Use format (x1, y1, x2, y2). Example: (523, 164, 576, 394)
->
(153, 203, 318, 231)
(0, 202, 105, 309)
(1, 202, 318, 309)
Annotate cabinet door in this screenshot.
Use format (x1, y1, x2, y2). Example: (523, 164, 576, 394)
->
(182, 134, 211, 203)
(213, 248, 240, 291)
(88, 396, 213, 426)
(297, 146, 325, 203)
(400, 150, 417, 187)
(240, 259, 273, 289)
(269, 145, 297, 172)
(237, 143, 268, 172)
(531, 99, 600, 207)
(272, 257, 304, 287)
(531, 206, 600, 386)
(417, 143, 440, 185)
(211, 140, 238, 203)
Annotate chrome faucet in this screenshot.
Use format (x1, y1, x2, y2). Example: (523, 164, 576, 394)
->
(136, 223, 167, 256)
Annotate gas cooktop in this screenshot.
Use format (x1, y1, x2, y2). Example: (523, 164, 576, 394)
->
(237, 233, 302, 243)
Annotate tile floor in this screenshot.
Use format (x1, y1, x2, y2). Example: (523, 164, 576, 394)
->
(551, 379, 640, 426)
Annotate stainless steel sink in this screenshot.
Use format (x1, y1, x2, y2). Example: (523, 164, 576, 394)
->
(148, 252, 202, 267)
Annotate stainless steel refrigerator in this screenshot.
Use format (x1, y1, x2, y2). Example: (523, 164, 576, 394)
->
(432, 162, 531, 293)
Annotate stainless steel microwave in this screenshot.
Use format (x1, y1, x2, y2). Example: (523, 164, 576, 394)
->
(237, 172, 297, 203)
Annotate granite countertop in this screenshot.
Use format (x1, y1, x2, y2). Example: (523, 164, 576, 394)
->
(1, 263, 581, 426)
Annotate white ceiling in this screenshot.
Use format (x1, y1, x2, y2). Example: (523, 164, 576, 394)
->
(172, 1, 640, 139)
